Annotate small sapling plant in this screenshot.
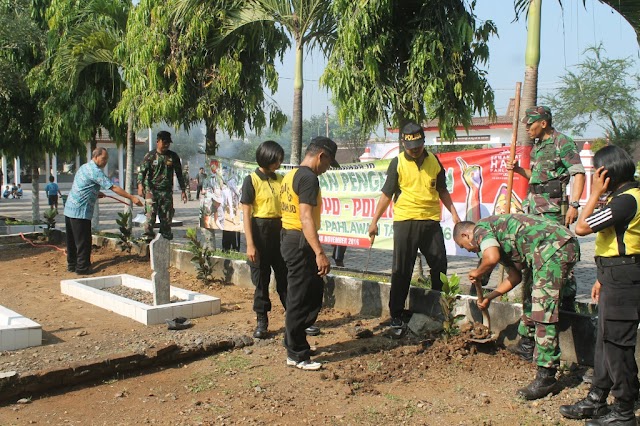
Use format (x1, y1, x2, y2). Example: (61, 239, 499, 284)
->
(439, 272, 463, 338)
(186, 227, 214, 284)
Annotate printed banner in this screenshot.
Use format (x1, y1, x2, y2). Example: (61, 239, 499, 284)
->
(201, 145, 531, 256)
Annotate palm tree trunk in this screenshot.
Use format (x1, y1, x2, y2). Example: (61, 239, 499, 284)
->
(125, 113, 135, 227)
(290, 41, 304, 165)
(91, 134, 100, 230)
(517, 0, 542, 147)
(30, 163, 40, 223)
(203, 120, 217, 251)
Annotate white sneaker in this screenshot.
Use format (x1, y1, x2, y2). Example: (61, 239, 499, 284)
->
(286, 357, 322, 370)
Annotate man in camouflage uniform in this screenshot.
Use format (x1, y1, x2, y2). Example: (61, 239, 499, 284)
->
(183, 165, 192, 201)
(508, 106, 585, 359)
(137, 131, 188, 241)
(453, 214, 580, 400)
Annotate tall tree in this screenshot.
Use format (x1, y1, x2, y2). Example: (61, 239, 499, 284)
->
(513, 0, 541, 146)
(29, 0, 134, 226)
(0, 0, 52, 222)
(117, 0, 289, 158)
(542, 45, 640, 154)
(220, 0, 336, 164)
(322, 0, 496, 142)
(29, 0, 129, 154)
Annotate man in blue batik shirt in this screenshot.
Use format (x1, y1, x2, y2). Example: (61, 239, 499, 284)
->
(64, 148, 142, 274)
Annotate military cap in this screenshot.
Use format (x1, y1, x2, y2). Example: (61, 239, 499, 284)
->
(521, 106, 552, 124)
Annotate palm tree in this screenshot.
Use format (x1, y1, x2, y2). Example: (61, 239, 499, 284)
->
(223, 0, 336, 164)
(31, 0, 136, 222)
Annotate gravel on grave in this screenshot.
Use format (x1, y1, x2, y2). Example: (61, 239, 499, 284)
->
(102, 285, 181, 304)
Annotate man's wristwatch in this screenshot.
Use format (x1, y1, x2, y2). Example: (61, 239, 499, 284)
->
(569, 201, 580, 209)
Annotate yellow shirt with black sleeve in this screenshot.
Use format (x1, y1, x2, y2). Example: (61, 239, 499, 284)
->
(586, 182, 640, 257)
(380, 151, 446, 222)
(240, 168, 282, 219)
(280, 167, 322, 231)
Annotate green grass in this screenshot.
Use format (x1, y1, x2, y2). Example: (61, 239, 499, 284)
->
(410, 277, 432, 289)
(367, 361, 381, 372)
(187, 374, 216, 393)
(332, 270, 389, 283)
(5, 218, 40, 225)
(212, 354, 251, 373)
(210, 249, 247, 261)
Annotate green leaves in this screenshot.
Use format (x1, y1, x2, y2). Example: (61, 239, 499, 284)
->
(542, 44, 640, 145)
(323, 0, 496, 141)
(185, 227, 214, 284)
(116, 210, 133, 253)
(439, 272, 461, 338)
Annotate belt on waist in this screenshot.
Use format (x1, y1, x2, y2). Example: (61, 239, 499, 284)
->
(281, 228, 302, 235)
(529, 183, 552, 194)
(595, 255, 640, 267)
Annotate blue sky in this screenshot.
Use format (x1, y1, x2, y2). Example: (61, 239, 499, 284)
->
(270, 0, 640, 138)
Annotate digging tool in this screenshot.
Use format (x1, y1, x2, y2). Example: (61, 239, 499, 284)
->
(505, 81, 522, 214)
(469, 279, 496, 344)
(362, 235, 375, 278)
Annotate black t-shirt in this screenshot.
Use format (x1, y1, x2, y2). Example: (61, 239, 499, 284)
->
(380, 151, 446, 198)
(293, 166, 320, 206)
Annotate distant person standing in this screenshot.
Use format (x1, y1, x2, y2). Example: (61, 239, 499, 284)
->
(137, 131, 187, 242)
(183, 165, 191, 201)
(45, 175, 62, 209)
(196, 167, 207, 200)
(65, 148, 142, 274)
(280, 137, 338, 370)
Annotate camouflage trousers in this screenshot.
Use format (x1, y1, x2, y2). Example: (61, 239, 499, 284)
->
(143, 190, 175, 241)
(518, 238, 579, 368)
(536, 210, 577, 302)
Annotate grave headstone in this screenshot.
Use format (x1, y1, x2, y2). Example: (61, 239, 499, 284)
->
(150, 234, 170, 305)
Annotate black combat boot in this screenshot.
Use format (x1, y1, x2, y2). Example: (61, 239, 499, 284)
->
(559, 387, 610, 419)
(517, 366, 558, 400)
(508, 336, 535, 362)
(253, 313, 268, 339)
(585, 399, 637, 426)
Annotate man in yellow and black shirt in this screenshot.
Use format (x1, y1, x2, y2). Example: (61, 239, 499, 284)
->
(560, 146, 639, 425)
(280, 136, 339, 371)
(368, 121, 461, 338)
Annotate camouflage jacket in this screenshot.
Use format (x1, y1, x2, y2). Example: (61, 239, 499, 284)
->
(473, 214, 578, 269)
(524, 130, 585, 215)
(137, 150, 186, 193)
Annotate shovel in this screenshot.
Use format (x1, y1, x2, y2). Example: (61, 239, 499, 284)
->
(469, 280, 496, 344)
